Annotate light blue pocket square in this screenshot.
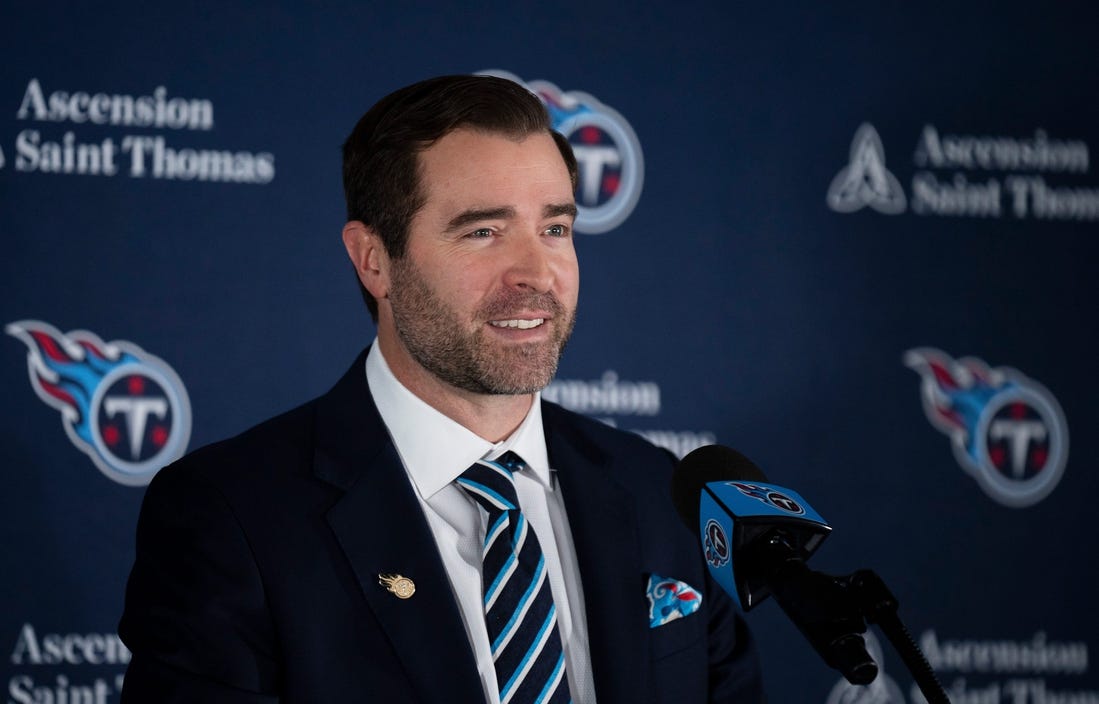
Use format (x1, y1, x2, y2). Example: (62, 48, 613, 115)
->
(646, 574, 702, 628)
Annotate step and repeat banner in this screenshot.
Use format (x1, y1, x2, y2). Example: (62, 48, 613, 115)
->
(2, 3, 1096, 702)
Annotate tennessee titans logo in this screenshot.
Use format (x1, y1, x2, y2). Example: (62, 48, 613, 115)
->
(905, 347, 1068, 507)
(478, 69, 644, 234)
(703, 518, 730, 568)
(7, 320, 192, 486)
(729, 482, 805, 515)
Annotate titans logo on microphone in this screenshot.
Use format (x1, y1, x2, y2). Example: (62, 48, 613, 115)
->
(703, 518, 730, 569)
(7, 320, 192, 486)
(478, 69, 644, 234)
(729, 483, 806, 515)
(904, 347, 1069, 508)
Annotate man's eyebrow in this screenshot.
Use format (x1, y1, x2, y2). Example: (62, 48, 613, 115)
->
(544, 202, 578, 219)
(444, 207, 516, 232)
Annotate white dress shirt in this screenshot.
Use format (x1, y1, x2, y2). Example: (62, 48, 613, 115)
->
(366, 343, 597, 703)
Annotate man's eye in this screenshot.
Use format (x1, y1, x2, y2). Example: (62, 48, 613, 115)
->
(546, 224, 569, 237)
(468, 228, 493, 238)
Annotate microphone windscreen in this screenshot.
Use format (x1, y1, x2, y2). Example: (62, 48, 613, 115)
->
(671, 445, 767, 531)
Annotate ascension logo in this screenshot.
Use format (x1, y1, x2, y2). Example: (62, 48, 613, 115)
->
(7, 320, 191, 486)
(828, 122, 1099, 220)
(479, 69, 644, 234)
(827, 123, 907, 214)
(904, 347, 1068, 507)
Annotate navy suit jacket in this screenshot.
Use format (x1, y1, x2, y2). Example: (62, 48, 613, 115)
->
(119, 350, 765, 702)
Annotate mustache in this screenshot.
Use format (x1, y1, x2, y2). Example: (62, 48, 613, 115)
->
(478, 290, 565, 319)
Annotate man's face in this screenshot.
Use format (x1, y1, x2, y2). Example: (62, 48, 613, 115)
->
(384, 128, 579, 396)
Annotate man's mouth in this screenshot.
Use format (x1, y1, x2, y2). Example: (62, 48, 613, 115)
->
(489, 318, 546, 330)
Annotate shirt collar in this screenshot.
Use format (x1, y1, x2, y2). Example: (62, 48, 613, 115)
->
(366, 342, 552, 500)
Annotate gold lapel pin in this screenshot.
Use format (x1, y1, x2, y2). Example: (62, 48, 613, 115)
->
(378, 573, 416, 599)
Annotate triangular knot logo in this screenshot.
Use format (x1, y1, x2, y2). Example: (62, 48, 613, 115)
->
(827, 123, 906, 214)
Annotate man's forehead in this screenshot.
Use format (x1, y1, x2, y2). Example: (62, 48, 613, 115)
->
(416, 129, 575, 214)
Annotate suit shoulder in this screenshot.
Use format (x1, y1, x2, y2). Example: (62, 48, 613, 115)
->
(541, 399, 675, 466)
(153, 399, 318, 491)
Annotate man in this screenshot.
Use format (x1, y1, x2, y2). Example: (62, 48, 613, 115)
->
(119, 74, 765, 703)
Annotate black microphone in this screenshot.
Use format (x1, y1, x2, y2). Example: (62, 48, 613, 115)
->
(671, 444, 878, 685)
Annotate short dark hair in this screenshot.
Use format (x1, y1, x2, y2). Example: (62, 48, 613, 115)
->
(342, 74, 579, 320)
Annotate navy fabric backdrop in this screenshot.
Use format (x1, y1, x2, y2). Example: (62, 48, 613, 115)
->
(3, 3, 1097, 702)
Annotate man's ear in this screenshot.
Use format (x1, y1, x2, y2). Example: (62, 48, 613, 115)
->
(342, 221, 390, 300)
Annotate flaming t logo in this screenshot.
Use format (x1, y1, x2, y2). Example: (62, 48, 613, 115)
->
(7, 320, 192, 486)
(478, 69, 644, 235)
(904, 347, 1068, 507)
(729, 482, 805, 515)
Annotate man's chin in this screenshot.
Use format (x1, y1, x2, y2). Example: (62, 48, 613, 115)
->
(477, 367, 558, 396)
(474, 348, 562, 396)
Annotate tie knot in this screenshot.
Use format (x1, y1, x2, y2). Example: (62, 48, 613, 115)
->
(494, 451, 526, 472)
(456, 451, 526, 516)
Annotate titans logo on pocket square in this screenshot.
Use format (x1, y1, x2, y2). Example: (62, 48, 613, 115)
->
(646, 574, 702, 628)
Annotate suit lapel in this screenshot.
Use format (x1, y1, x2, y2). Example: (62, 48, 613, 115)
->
(545, 404, 647, 704)
(313, 352, 483, 702)
(307, 356, 649, 702)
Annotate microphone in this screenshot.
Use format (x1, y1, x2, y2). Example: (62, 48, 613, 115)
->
(671, 444, 877, 685)
(670, 444, 832, 610)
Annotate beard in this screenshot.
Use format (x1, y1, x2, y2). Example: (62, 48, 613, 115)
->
(387, 257, 575, 395)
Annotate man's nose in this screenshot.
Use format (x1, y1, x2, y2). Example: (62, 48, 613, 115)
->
(502, 234, 555, 293)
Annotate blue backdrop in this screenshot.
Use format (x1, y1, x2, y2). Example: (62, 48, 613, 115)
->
(3, 3, 1097, 702)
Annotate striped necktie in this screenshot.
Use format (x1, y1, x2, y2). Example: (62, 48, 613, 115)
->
(456, 452, 571, 704)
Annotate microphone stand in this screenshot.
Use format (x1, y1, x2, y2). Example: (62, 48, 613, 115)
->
(848, 569, 949, 704)
(756, 535, 950, 703)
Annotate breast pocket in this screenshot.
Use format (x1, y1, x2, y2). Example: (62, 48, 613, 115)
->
(647, 611, 709, 703)
(649, 609, 705, 661)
